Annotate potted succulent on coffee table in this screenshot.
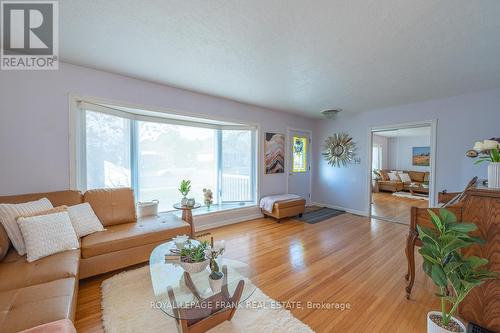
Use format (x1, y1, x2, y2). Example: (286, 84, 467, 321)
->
(417, 209, 496, 333)
(178, 240, 210, 273)
(205, 237, 225, 292)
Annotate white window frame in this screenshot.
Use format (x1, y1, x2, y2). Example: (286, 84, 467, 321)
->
(69, 95, 259, 208)
(372, 143, 382, 171)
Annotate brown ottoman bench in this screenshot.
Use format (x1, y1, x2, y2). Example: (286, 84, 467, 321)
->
(261, 198, 306, 222)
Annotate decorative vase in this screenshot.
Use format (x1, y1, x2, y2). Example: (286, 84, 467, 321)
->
(205, 200, 212, 209)
(179, 259, 209, 274)
(208, 272, 224, 293)
(488, 162, 500, 189)
(187, 198, 195, 207)
(181, 197, 188, 206)
(427, 311, 466, 333)
(173, 234, 189, 249)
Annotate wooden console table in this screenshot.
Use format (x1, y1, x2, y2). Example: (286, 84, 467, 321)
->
(458, 184, 500, 331)
(405, 183, 499, 331)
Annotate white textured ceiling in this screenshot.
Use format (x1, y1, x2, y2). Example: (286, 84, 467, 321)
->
(60, 0, 500, 118)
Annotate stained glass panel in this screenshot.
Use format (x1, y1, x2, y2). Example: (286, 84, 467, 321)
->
(292, 136, 307, 172)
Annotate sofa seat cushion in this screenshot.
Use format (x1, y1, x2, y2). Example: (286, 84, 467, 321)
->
(377, 180, 402, 186)
(81, 214, 190, 258)
(0, 277, 77, 333)
(0, 249, 79, 292)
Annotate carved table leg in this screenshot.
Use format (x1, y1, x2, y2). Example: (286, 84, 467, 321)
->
(405, 231, 418, 299)
(181, 209, 195, 238)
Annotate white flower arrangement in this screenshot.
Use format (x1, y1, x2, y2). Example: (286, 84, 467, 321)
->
(468, 138, 500, 164)
(473, 139, 500, 152)
(203, 188, 213, 207)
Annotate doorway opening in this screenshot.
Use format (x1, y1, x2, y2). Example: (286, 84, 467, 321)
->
(369, 122, 436, 224)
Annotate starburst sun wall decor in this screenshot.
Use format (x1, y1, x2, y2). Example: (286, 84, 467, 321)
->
(322, 133, 356, 167)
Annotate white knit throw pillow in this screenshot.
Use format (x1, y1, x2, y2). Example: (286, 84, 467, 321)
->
(18, 211, 79, 262)
(0, 198, 53, 255)
(67, 202, 105, 237)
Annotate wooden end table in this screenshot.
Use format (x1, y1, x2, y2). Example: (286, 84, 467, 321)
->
(173, 203, 201, 238)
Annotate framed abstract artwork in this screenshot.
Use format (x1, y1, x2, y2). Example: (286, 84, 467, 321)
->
(265, 132, 285, 174)
(412, 146, 430, 166)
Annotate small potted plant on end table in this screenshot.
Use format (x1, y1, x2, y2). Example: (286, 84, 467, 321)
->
(417, 209, 496, 333)
(179, 180, 191, 206)
(205, 237, 225, 292)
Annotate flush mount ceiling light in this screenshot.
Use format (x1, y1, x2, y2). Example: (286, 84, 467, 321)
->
(320, 109, 342, 118)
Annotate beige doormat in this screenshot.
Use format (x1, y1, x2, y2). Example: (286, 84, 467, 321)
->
(101, 266, 314, 333)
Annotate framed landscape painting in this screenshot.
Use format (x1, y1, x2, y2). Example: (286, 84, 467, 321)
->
(265, 132, 285, 174)
(412, 146, 430, 166)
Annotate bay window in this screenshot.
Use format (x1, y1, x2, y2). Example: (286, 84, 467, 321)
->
(77, 102, 257, 212)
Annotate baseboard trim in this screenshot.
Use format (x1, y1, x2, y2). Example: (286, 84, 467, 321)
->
(194, 207, 263, 232)
(310, 202, 369, 217)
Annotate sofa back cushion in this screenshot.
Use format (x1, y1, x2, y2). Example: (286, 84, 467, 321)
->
(83, 188, 136, 227)
(0, 190, 83, 207)
(0, 224, 10, 261)
(424, 172, 430, 183)
(408, 171, 425, 183)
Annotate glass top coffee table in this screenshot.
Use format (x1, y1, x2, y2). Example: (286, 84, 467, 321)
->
(149, 241, 256, 332)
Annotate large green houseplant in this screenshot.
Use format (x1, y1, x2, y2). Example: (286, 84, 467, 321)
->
(417, 209, 496, 332)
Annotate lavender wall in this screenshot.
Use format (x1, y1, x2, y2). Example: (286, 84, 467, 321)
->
(313, 88, 500, 215)
(387, 135, 431, 172)
(0, 63, 314, 196)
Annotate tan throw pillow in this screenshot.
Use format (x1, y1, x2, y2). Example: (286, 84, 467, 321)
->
(17, 211, 79, 262)
(18, 205, 68, 219)
(0, 198, 54, 255)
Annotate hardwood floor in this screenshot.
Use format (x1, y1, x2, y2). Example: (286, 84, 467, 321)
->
(75, 214, 439, 333)
(371, 191, 428, 224)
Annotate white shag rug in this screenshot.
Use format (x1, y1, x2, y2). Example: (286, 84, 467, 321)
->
(101, 266, 314, 333)
(392, 191, 428, 201)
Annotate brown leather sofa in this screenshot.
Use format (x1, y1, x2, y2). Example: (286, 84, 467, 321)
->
(0, 188, 190, 333)
(377, 170, 430, 193)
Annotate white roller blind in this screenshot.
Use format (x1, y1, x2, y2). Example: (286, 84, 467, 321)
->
(78, 101, 256, 131)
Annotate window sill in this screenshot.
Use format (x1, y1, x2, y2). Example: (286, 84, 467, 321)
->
(166, 202, 257, 218)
